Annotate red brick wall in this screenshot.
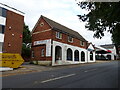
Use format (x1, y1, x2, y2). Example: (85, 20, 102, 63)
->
(52, 30, 87, 49)
(32, 16, 88, 61)
(32, 17, 52, 46)
(31, 45, 52, 61)
(31, 17, 52, 61)
(3, 10, 24, 54)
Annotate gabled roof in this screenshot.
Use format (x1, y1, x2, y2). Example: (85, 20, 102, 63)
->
(42, 15, 87, 41)
(100, 44, 115, 49)
(87, 43, 95, 49)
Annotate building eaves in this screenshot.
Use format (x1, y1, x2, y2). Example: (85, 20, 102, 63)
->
(42, 15, 87, 42)
(0, 3, 25, 16)
(100, 44, 115, 49)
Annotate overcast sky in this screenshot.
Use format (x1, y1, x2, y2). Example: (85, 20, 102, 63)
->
(1, 0, 112, 45)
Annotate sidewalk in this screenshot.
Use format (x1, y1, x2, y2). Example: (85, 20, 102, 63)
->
(1, 60, 111, 77)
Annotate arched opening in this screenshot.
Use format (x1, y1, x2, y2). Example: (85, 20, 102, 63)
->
(90, 52, 93, 60)
(74, 50, 79, 61)
(107, 55, 111, 60)
(81, 51, 85, 62)
(55, 46, 62, 62)
(67, 48, 73, 61)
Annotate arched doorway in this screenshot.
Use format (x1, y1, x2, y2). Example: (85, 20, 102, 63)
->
(67, 48, 73, 61)
(74, 50, 79, 61)
(55, 46, 62, 62)
(81, 51, 85, 61)
(90, 52, 93, 60)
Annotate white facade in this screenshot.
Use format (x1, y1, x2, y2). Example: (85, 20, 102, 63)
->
(0, 16, 6, 25)
(104, 46, 117, 60)
(95, 45, 117, 60)
(0, 8, 6, 53)
(52, 41, 96, 66)
(34, 39, 52, 57)
(33, 39, 96, 66)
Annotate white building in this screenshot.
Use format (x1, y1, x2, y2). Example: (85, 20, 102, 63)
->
(95, 44, 117, 60)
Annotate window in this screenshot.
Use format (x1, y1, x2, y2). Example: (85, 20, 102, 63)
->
(80, 41, 84, 46)
(31, 51, 34, 58)
(56, 32, 62, 39)
(67, 48, 73, 61)
(0, 42, 3, 53)
(68, 36, 73, 43)
(40, 22, 44, 27)
(41, 48, 45, 57)
(0, 7, 7, 17)
(0, 25, 5, 34)
(81, 51, 85, 61)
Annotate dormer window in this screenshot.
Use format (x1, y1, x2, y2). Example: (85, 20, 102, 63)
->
(68, 36, 73, 43)
(56, 32, 62, 39)
(80, 41, 84, 46)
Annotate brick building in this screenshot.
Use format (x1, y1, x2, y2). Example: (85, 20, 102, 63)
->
(0, 3, 24, 54)
(31, 15, 96, 66)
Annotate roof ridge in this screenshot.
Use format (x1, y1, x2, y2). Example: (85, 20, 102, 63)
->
(41, 15, 87, 41)
(42, 15, 78, 32)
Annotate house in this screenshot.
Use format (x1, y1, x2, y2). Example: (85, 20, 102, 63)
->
(31, 15, 96, 66)
(95, 44, 117, 60)
(0, 3, 24, 54)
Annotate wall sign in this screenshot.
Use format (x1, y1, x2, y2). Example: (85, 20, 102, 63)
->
(34, 39, 51, 57)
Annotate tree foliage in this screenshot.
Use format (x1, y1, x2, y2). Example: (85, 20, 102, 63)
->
(77, 2, 120, 46)
(23, 24, 31, 44)
(22, 24, 31, 58)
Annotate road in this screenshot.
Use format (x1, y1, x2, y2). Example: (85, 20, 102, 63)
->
(2, 61, 119, 88)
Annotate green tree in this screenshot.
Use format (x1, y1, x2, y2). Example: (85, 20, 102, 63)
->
(22, 24, 31, 58)
(23, 24, 31, 44)
(77, 2, 120, 46)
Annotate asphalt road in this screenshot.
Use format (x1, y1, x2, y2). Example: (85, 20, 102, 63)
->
(2, 61, 120, 88)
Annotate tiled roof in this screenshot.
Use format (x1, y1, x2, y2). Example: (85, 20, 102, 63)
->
(42, 15, 87, 41)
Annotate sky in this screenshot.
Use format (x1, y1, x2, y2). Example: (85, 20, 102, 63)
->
(0, 0, 112, 45)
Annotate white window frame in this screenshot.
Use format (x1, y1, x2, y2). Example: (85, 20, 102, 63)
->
(41, 48, 45, 57)
(68, 36, 73, 43)
(56, 32, 62, 39)
(80, 41, 84, 46)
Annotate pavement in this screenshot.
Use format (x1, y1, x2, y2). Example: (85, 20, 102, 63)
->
(0, 60, 113, 77)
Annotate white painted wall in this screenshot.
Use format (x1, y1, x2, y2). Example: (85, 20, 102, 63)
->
(0, 16, 6, 25)
(0, 42, 3, 53)
(105, 46, 117, 60)
(52, 41, 95, 66)
(0, 34, 4, 42)
(34, 39, 51, 57)
(87, 44, 96, 62)
(33, 39, 96, 66)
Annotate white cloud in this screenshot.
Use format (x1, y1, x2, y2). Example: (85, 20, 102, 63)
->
(0, 0, 112, 45)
